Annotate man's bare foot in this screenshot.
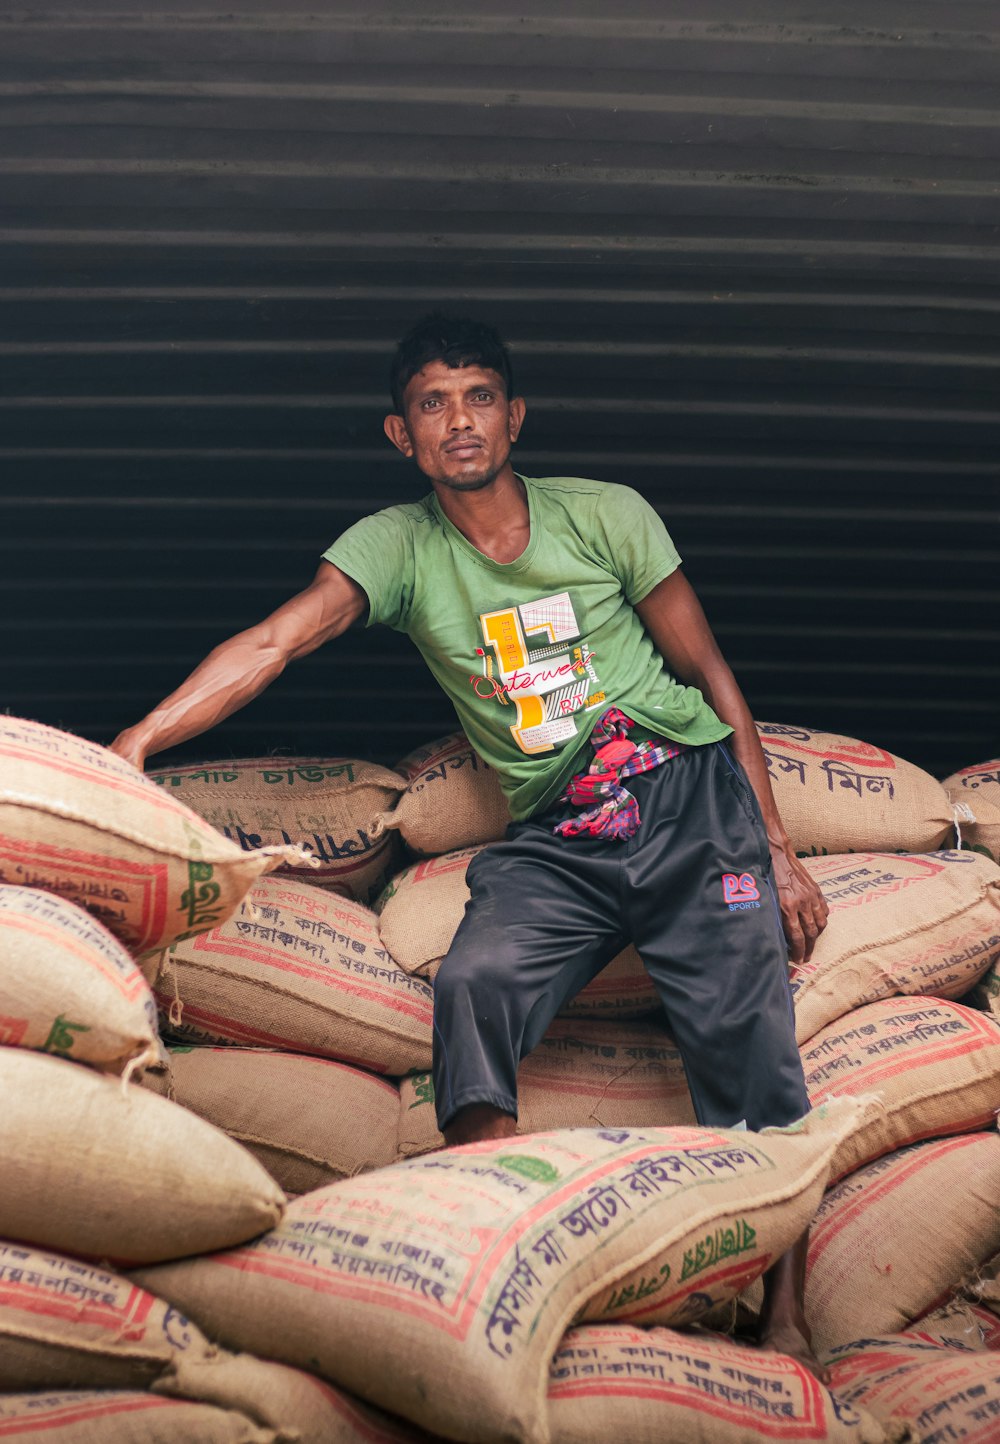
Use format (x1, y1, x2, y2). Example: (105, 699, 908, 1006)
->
(443, 1102, 516, 1147)
(758, 1231, 831, 1384)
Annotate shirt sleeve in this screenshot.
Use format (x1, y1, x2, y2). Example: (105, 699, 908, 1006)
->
(593, 484, 682, 604)
(321, 509, 415, 630)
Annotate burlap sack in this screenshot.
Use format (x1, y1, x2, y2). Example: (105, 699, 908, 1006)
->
(0, 717, 308, 955)
(944, 757, 1000, 865)
(827, 1332, 1000, 1442)
(0, 1392, 275, 1443)
(143, 1047, 400, 1193)
(954, 1247, 1000, 1321)
(558, 947, 660, 1020)
(134, 1098, 862, 1444)
(0, 885, 160, 1074)
(376, 849, 659, 1018)
(961, 958, 1000, 1022)
(0, 1049, 285, 1265)
(756, 720, 954, 856)
(910, 1297, 1000, 1353)
(156, 1351, 436, 1444)
(397, 1017, 695, 1157)
(0, 1240, 214, 1392)
(791, 850, 1000, 1043)
(801, 996, 1000, 1180)
(967, 797, 1000, 869)
(802, 1132, 1000, 1356)
(547, 1322, 887, 1443)
(146, 877, 432, 1075)
(389, 721, 956, 861)
(381, 732, 512, 856)
(149, 756, 404, 906)
(375, 846, 483, 971)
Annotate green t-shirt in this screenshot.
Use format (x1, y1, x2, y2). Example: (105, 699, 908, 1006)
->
(322, 475, 731, 820)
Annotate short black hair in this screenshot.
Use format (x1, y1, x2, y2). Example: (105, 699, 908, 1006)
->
(389, 312, 514, 414)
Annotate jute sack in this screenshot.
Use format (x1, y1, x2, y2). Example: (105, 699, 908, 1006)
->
(0, 885, 160, 1074)
(0, 1392, 275, 1443)
(954, 1247, 1000, 1321)
(133, 1098, 862, 1444)
(801, 1132, 1000, 1357)
(0, 1239, 214, 1392)
(376, 849, 659, 1019)
(800, 996, 1000, 1180)
(397, 1017, 695, 1157)
(156, 1350, 438, 1444)
(143, 1047, 400, 1193)
(558, 947, 660, 1020)
(826, 1332, 1000, 1442)
(964, 796, 1000, 869)
(909, 1296, 1000, 1353)
(0, 1049, 285, 1266)
(381, 732, 512, 856)
(755, 720, 954, 855)
(0, 717, 308, 956)
(146, 876, 432, 1075)
(375, 846, 483, 971)
(791, 850, 1000, 1044)
(961, 959, 1000, 1022)
(944, 757, 1000, 865)
(547, 1322, 888, 1444)
(149, 756, 404, 906)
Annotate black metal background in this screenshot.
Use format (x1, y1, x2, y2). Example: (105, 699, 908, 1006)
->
(2, 1, 998, 777)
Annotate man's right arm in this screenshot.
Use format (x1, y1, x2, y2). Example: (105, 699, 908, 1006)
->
(110, 560, 367, 771)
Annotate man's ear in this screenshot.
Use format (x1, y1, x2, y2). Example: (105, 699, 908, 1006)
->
(508, 396, 526, 443)
(384, 412, 413, 457)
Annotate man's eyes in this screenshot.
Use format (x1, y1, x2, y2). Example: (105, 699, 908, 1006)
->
(420, 392, 495, 410)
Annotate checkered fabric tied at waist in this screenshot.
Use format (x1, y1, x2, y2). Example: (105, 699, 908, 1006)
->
(553, 706, 688, 841)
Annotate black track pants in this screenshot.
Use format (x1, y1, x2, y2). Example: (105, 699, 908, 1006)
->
(431, 741, 809, 1134)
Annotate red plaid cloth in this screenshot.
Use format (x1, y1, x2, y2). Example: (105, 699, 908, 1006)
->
(553, 707, 687, 840)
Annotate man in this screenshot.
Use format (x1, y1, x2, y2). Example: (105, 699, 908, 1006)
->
(112, 313, 829, 1376)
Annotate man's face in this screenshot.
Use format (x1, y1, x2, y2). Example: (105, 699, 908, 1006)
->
(384, 361, 525, 492)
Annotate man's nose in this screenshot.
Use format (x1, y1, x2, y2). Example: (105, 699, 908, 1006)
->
(447, 401, 474, 430)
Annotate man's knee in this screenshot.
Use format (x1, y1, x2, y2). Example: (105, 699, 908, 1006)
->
(434, 934, 517, 1016)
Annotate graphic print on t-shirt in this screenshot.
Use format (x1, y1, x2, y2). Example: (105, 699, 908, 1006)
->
(472, 591, 605, 754)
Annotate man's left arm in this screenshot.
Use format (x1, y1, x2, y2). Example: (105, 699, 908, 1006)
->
(635, 569, 828, 966)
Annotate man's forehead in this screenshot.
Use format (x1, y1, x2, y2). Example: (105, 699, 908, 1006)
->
(404, 360, 507, 399)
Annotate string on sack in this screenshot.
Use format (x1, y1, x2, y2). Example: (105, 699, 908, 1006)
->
(951, 799, 976, 851)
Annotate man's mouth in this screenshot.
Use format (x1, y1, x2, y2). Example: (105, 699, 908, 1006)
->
(444, 440, 483, 458)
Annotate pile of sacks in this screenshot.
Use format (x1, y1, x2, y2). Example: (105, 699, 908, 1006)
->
(3, 713, 1000, 1441)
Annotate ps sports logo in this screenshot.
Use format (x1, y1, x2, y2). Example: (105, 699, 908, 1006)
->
(722, 872, 761, 912)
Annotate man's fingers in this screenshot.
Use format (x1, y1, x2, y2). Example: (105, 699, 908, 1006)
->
(801, 893, 830, 963)
(800, 913, 820, 964)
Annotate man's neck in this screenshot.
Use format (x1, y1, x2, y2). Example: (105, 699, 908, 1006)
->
(431, 464, 531, 565)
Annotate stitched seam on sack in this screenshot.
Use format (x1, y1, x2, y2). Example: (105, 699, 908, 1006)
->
(0, 1323, 167, 1363)
(0, 798, 305, 865)
(0, 797, 284, 860)
(161, 964, 429, 1042)
(841, 1078, 999, 1124)
(224, 1132, 346, 1170)
(806, 887, 995, 971)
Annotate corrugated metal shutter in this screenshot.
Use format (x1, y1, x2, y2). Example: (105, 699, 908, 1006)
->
(2, 1, 998, 777)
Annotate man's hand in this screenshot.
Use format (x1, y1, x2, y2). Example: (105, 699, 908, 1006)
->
(770, 843, 829, 968)
(109, 726, 150, 772)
